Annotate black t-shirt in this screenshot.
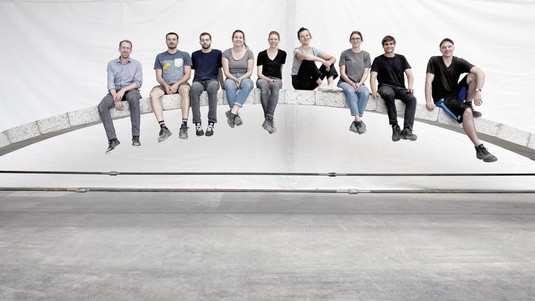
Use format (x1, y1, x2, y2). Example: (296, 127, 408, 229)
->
(256, 49, 287, 79)
(371, 54, 411, 88)
(426, 56, 474, 101)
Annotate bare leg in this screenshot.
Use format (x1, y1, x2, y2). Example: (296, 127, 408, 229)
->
(179, 85, 190, 119)
(461, 109, 481, 146)
(150, 88, 165, 122)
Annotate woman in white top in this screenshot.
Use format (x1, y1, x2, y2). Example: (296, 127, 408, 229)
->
(222, 29, 254, 128)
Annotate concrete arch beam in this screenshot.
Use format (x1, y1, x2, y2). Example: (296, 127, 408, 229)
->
(1, 89, 534, 160)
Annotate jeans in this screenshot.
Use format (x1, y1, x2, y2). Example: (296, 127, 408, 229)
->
(378, 84, 416, 130)
(291, 60, 339, 90)
(98, 89, 141, 140)
(223, 72, 254, 108)
(256, 78, 282, 118)
(338, 82, 370, 117)
(190, 79, 219, 124)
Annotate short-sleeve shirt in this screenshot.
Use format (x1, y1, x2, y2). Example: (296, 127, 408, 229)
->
(153, 50, 192, 85)
(371, 54, 411, 88)
(191, 49, 222, 82)
(256, 49, 287, 79)
(426, 56, 474, 101)
(291, 46, 324, 75)
(338, 49, 371, 84)
(222, 48, 254, 74)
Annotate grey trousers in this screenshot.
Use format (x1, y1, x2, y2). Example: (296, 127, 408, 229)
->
(256, 78, 282, 118)
(98, 89, 141, 140)
(190, 79, 219, 124)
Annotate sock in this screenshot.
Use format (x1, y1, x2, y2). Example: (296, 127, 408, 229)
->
(159, 121, 166, 128)
(182, 118, 188, 126)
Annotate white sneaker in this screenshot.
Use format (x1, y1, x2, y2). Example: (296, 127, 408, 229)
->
(329, 84, 343, 92)
(318, 82, 330, 92)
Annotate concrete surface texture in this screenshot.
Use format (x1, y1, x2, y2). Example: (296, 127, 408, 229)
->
(1, 191, 534, 300)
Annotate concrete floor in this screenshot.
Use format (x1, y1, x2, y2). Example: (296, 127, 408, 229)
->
(1, 191, 534, 301)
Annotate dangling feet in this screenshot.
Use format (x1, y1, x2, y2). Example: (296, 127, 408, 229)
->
(106, 138, 120, 154)
(205, 122, 215, 137)
(262, 117, 276, 134)
(401, 127, 417, 141)
(158, 121, 172, 143)
(349, 120, 367, 134)
(475, 143, 497, 162)
(391, 124, 401, 142)
(195, 123, 204, 136)
(132, 136, 141, 147)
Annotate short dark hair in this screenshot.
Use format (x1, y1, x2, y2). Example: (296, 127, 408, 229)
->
(439, 38, 454, 47)
(382, 35, 396, 45)
(199, 32, 212, 40)
(297, 27, 310, 39)
(166, 32, 179, 40)
(119, 40, 132, 48)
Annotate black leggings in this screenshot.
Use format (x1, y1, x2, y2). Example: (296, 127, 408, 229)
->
(291, 60, 338, 90)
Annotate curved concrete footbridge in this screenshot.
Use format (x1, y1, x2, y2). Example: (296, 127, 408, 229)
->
(1, 89, 535, 160)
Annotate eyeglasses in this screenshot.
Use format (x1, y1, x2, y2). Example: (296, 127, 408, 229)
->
(350, 37, 362, 40)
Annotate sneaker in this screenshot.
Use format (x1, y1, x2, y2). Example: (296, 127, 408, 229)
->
(262, 118, 273, 133)
(349, 121, 359, 134)
(205, 123, 214, 137)
(106, 138, 120, 154)
(132, 136, 141, 146)
(317, 82, 329, 92)
(267, 118, 276, 134)
(356, 120, 367, 134)
(468, 102, 482, 118)
(329, 84, 343, 92)
(401, 127, 417, 141)
(475, 144, 498, 162)
(195, 123, 204, 136)
(234, 114, 243, 126)
(226, 111, 236, 128)
(158, 126, 172, 143)
(179, 123, 188, 140)
(392, 124, 401, 142)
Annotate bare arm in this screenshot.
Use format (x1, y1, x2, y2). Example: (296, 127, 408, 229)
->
(405, 68, 414, 93)
(425, 72, 436, 111)
(370, 71, 379, 99)
(470, 66, 485, 106)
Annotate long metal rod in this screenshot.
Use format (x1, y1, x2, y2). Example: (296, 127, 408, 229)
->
(1, 170, 535, 177)
(0, 187, 534, 194)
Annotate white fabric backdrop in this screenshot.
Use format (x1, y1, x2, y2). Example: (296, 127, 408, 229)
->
(1, 0, 534, 190)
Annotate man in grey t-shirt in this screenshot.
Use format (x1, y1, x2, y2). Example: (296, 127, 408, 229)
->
(150, 32, 192, 142)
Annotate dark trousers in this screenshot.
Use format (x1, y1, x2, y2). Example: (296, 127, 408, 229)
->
(378, 84, 417, 130)
(291, 60, 338, 90)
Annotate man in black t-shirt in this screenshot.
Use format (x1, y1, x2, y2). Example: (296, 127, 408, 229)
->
(425, 38, 497, 162)
(370, 35, 417, 142)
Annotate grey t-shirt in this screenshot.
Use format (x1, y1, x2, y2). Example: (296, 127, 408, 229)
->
(291, 46, 324, 75)
(222, 48, 254, 74)
(153, 50, 192, 84)
(339, 49, 371, 84)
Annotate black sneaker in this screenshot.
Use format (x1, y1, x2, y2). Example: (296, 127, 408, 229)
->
(195, 123, 204, 136)
(226, 111, 236, 128)
(401, 128, 417, 141)
(392, 124, 401, 142)
(158, 126, 172, 143)
(267, 117, 276, 134)
(475, 144, 497, 162)
(234, 114, 243, 126)
(205, 123, 214, 137)
(357, 121, 367, 134)
(468, 102, 482, 118)
(179, 123, 188, 140)
(106, 138, 120, 154)
(349, 121, 358, 134)
(132, 136, 141, 146)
